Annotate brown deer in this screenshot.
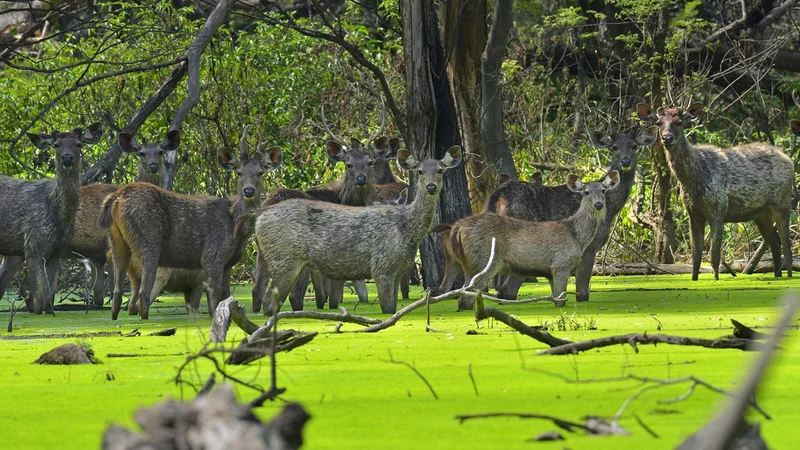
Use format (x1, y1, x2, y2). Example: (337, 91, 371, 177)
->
(638, 103, 794, 280)
(0, 123, 103, 313)
(251, 107, 384, 313)
(252, 146, 462, 314)
(487, 127, 657, 301)
(101, 125, 281, 319)
(373, 136, 409, 202)
(438, 171, 619, 303)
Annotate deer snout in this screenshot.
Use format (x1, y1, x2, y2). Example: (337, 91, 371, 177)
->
(243, 186, 256, 198)
(61, 153, 75, 167)
(620, 156, 632, 170)
(355, 175, 367, 186)
(594, 201, 604, 210)
(426, 183, 438, 195)
(661, 134, 674, 144)
(148, 162, 160, 173)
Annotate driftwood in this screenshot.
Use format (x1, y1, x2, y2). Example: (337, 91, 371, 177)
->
(730, 256, 800, 274)
(102, 384, 310, 450)
(537, 333, 755, 355)
(34, 343, 99, 365)
(210, 297, 260, 343)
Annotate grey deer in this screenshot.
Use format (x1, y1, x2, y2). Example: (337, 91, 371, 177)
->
(638, 103, 794, 280)
(486, 126, 657, 301)
(0, 123, 103, 313)
(437, 171, 620, 304)
(101, 125, 281, 319)
(252, 146, 462, 314)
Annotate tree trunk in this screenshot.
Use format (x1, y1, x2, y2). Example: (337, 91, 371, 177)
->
(400, 0, 472, 294)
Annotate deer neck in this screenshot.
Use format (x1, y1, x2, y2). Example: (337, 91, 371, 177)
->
(663, 130, 697, 182)
(373, 159, 396, 185)
(339, 177, 376, 206)
(135, 168, 163, 186)
(406, 184, 438, 242)
(569, 199, 603, 251)
(54, 164, 81, 226)
(605, 160, 636, 217)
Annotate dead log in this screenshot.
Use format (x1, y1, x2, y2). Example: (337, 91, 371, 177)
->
(730, 256, 800, 274)
(101, 384, 310, 450)
(210, 297, 259, 343)
(538, 333, 754, 355)
(148, 328, 177, 337)
(594, 263, 714, 276)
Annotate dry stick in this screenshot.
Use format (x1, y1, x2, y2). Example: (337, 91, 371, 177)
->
(468, 364, 479, 396)
(455, 412, 590, 432)
(249, 307, 382, 341)
(537, 333, 754, 356)
(384, 350, 438, 400)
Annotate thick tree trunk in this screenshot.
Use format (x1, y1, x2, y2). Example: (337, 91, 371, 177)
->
(400, 0, 471, 295)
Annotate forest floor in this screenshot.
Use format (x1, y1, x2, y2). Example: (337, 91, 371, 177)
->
(1, 273, 799, 449)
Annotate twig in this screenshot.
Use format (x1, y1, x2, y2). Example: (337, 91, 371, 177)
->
(455, 413, 589, 432)
(468, 364, 479, 396)
(249, 307, 382, 341)
(384, 350, 438, 400)
(537, 333, 755, 355)
(633, 413, 659, 438)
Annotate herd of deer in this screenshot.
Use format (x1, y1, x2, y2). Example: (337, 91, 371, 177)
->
(0, 103, 797, 320)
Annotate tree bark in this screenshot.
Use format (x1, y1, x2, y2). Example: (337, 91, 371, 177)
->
(400, 0, 471, 293)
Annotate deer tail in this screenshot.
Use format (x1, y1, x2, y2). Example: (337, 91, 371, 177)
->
(99, 189, 124, 229)
(431, 223, 452, 234)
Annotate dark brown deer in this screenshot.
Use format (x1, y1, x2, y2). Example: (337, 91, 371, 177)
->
(251, 107, 384, 313)
(638, 103, 794, 280)
(438, 172, 619, 303)
(486, 127, 657, 301)
(373, 136, 409, 202)
(253, 146, 462, 314)
(0, 131, 179, 309)
(101, 125, 281, 319)
(0, 123, 103, 313)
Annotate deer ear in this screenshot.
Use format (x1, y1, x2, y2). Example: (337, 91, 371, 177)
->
(79, 122, 103, 144)
(566, 174, 583, 192)
(604, 170, 620, 189)
(635, 126, 658, 146)
(686, 103, 704, 121)
(27, 132, 54, 149)
(637, 103, 657, 122)
(440, 145, 462, 169)
(397, 149, 420, 170)
(218, 149, 238, 171)
(396, 188, 409, 205)
(590, 131, 612, 149)
(118, 132, 141, 153)
(349, 138, 363, 151)
(263, 146, 282, 170)
(326, 141, 347, 163)
(389, 138, 402, 158)
(161, 129, 181, 151)
(531, 171, 543, 185)
(373, 136, 390, 156)
(791, 120, 800, 137)
(498, 172, 512, 186)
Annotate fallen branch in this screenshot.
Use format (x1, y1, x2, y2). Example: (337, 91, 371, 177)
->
(455, 412, 589, 432)
(475, 301, 569, 347)
(538, 332, 755, 355)
(210, 297, 259, 343)
(249, 307, 382, 341)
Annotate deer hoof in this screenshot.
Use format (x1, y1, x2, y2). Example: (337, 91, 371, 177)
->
(552, 299, 567, 307)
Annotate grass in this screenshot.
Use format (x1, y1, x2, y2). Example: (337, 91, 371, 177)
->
(1, 273, 800, 449)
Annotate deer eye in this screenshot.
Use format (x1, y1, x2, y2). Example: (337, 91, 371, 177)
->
(76, 143, 84, 148)
(346, 163, 353, 169)
(257, 171, 265, 176)
(437, 168, 444, 174)
(368, 160, 375, 166)
(138, 151, 145, 157)
(53, 143, 60, 149)
(632, 144, 638, 149)
(583, 190, 589, 195)
(611, 145, 619, 151)
(417, 169, 424, 175)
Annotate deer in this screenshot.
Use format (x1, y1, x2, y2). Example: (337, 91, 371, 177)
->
(638, 103, 795, 280)
(251, 146, 462, 315)
(486, 126, 657, 301)
(437, 171, 619, 304)
(373, 136, 409, 202)
(100, 125, 281, 319)
(251, 106, 385, 313)
(0, 123, 103, 314)
(0, 130, 180, 309)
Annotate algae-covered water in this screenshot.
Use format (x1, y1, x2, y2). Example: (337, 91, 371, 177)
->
(1, 274, 799, 449)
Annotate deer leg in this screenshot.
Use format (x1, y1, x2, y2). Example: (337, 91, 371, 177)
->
(288, 267, 308, 311)
(149, 268, 171, 303)
(90, 258, 106, 306)
(497, 276, 523, 300)
(42, 255, 60, 313)
(204, 267, 224, 317)
(0, 255, 24, 303)
(311, 270, 327, 309)
(574, 250, 597, 302)
(264, 265, 305, 315)
(400, 272, 410, 300)
(137, 263, 159, 320)
(376, 274, 398, 314)
(221, 267, 232, 300)
(775, 207, 793, 278)
(550, 269, 569, 307)
(354, 279, 368, 303)
(709, 218, 724, 281)
(251, 251, 269, 313)
(754, 212, 781, 277)
(127, 267, 140, 316)
(109, 242, 131, 321)
(187, 284, 204, 315)
(439, 257, 462, 293)
(327, 279, 344, 309)
(688, 214, 706, 281)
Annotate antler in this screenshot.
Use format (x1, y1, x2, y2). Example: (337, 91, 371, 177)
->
(321, 104, 346, 146)
(239, 124, 255, 159)
(366, 97, 386, 145)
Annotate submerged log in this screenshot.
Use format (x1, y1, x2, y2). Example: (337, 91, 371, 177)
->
(33, 343, 99, 365)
